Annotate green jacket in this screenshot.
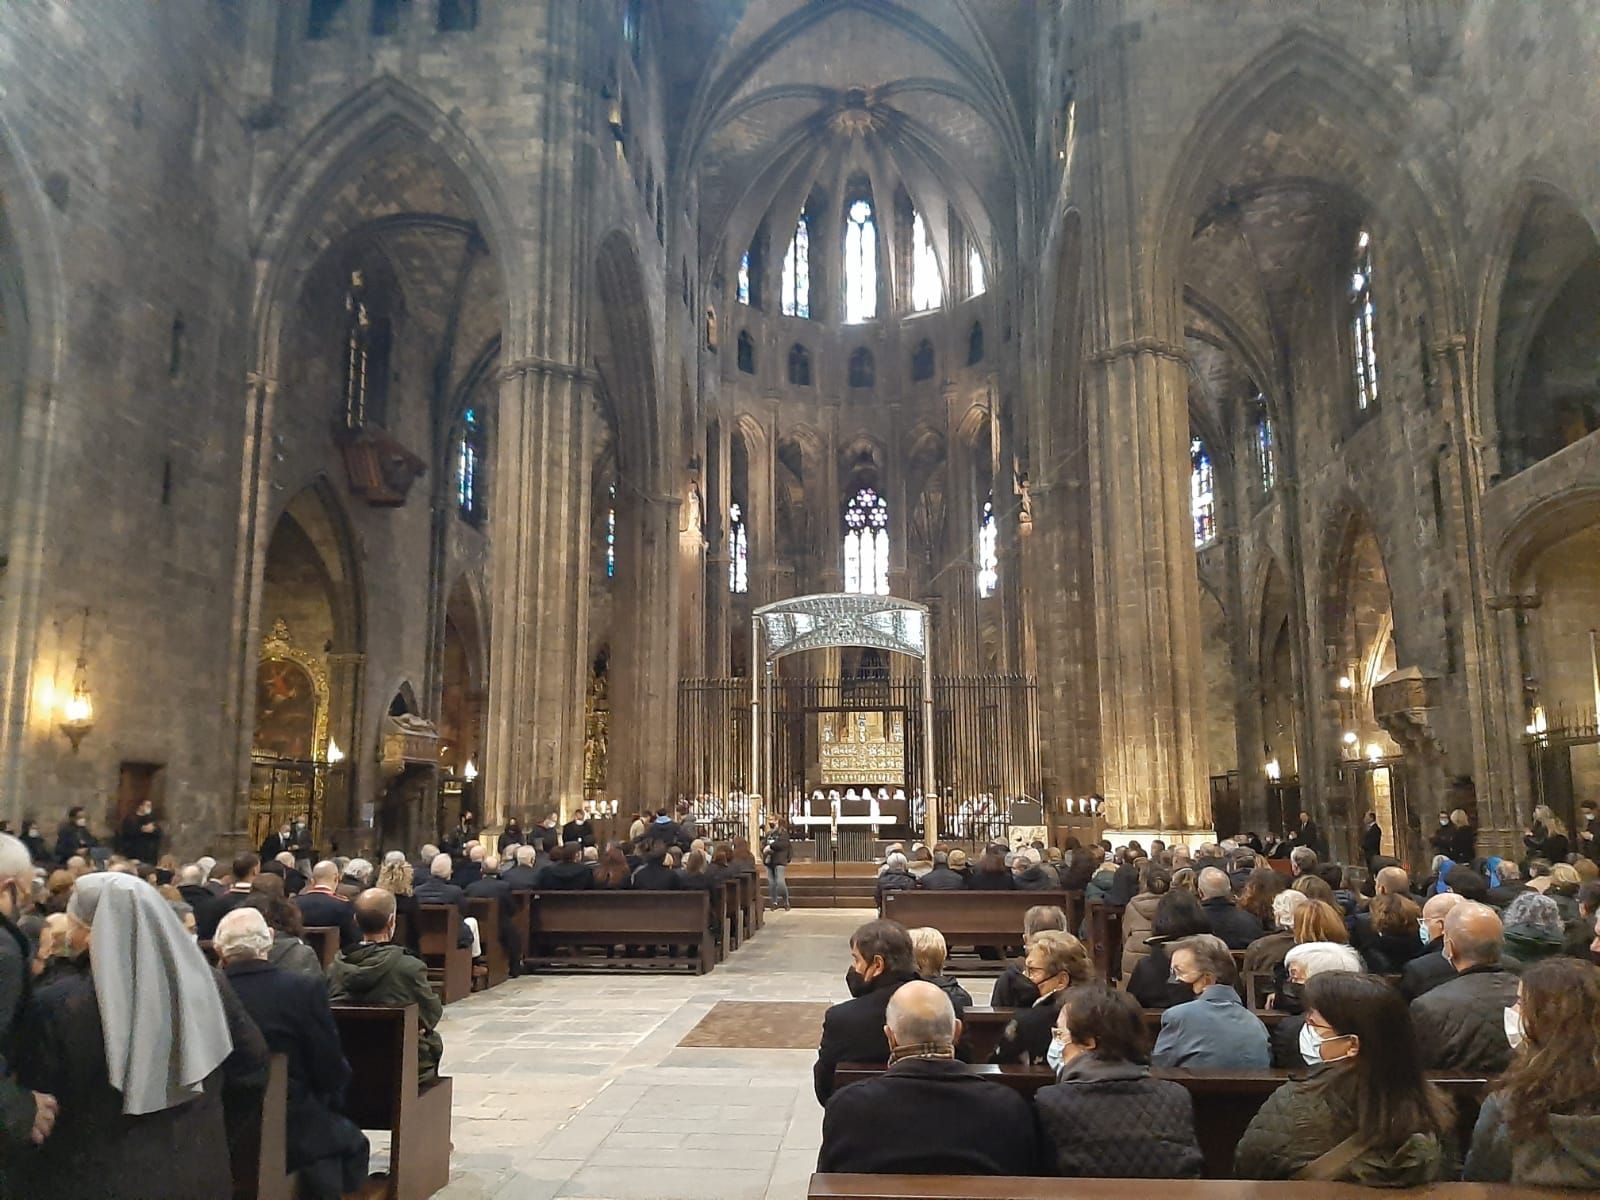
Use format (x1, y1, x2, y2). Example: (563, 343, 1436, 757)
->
(327, 942, 443, 1082)
(1235, 1070, 1448, 1186)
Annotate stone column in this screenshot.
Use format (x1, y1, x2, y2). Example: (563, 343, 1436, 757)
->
(609, 492, 682, 806)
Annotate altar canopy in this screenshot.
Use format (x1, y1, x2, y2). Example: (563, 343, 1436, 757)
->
(754, 593, 928, 662)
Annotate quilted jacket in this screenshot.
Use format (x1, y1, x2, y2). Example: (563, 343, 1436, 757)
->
(1034, 1056, 1203, 1178)
(1463, 1094, 1600, 1187)
(1234, 1069, 1448, 1185)
(1117, 892, 1163, 985)
(1410, 963, 1520, 1073)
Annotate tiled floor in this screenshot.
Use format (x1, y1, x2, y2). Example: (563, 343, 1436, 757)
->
(424, 907, 991, 1200)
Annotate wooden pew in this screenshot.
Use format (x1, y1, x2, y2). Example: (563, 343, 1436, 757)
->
(737, 873, 760, 938)
(505, 891, 533, 962)
(230, 1052, 296, 1200)
(332, 1004, 452, 1200)
(301, 925, 339, 969)
(709, 883, 729, 964)
(809, 1177, 1569, 1200)
(465, 898, 509, 989)
(415, 904, 472, 1004)
(832, 1063, 1487, 1180)
(524, 890, 714, 974)
(722, 879, 742, 951)
(881, 892, 1069, 969)
(1085, 900, 1124, 981)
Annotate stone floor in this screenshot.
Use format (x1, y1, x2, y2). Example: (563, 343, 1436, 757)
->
(407, 907, 993, 1200)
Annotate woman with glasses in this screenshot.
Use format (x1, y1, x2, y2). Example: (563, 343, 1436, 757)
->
(990, 930, 1093, 1066)
(1234, 972, 1451, 1184)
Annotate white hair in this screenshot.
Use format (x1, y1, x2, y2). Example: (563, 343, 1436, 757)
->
(178, 864, 203, 886)
(196, 855, 217, 881)
(1272, 888, 1309, 929)
(1284, 941, 1363, 978)
(383, 850, 407, 866)
(345, 858, 372, 884)
(886, 852, 908, 871)
(430, 853, 452, 878)
(516, 845, 536, 866)
(419, 844, 439, 861)
(482, 854, 500, 873)
(214, 908, 273, 961)
(0, 834, 31, 882)
(276, 851, 296, 869)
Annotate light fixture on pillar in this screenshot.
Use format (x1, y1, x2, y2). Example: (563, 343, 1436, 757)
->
(1337, 674, 1353, 691)
(57, 608, 95, 753)
(326, 737, 346, 765)
(1525, 706, 1548, 737)
(1365, 743, 1383, 763)
(463, 757, 478, 782)
(1264, 759, 1281, 782)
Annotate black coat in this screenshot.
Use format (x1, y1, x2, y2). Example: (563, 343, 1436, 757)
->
(1201, 897, 1267, 949)
(992, 988, 1067, 1067)
(53, 821, 96, 864)
(222, 959, 367, 1180)
(533, 862, 594, 891)
(966, 869, 1017, 891)
(1399, 942, 1457, 1001)
(501, 864, 541, 891)
(630, 860, 681, 890)
(1448, 825, 1478, 864)
(1014, 865, 1057, 891)
(917, 865, 966, 891)
(817, 1057, 1039, 1176)
(814, 969, 918, 1104)
(11, 968, 268, 1200)
(116, 814, 162, 864)
(1485, 881, 1530, 909)
(450, 862, 483, 890)
(259, 832, 288, 859)
(762, 831, 792, 867)
(1412, 963, 1521, 1073)
(195, 884, 257, 940)
(562, 819, 595, 847)
(1350, 915, 1425, 974)
(1035, 1057, 1204, 1178)
(988, 962, 1039, 1009)
(1127, 942, 1195, 1010)
(295, 888, 361, 949)
(538, 823, 560, 852)
(1361, 821, 1383, 862)
(412, 876, 468, 913)
(0, 911, 34, 1146)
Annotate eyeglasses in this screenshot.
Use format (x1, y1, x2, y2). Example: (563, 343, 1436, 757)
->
(1051, 1027, 1071, 1043)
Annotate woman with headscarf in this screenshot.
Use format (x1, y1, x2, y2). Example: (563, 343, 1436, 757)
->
(12, 873, 268, 1199)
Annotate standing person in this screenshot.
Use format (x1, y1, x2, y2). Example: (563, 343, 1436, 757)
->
(500, 816, 525, 856)
(562, 808, 595, 848)
(762, 818, 792, 911)
(19, 817, 50, 867)
(1447, 808, 1478, 865)
(1523, 805, 1571, 866)
(1578, 798, 1599, 864)
(1293, 811, 1325, 859)
(1360, 810, 1382, 868)
(12, 873, 269, 1200)
(116, 800, 162, 864)
(0, 834, 57, 1151)
(1429, 811, 1454, 858)
(259, 823, 290, 860)
(53, 806, 96, 864)
(538, 811, 560, 853)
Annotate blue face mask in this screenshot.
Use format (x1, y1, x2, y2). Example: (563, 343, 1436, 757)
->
(1047, 1034, 1066, 1074)
(1418, 918, 1432, 946)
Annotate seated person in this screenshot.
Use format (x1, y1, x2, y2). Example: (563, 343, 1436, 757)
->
(1464, 957, 1600, 1187)
(533, 842, 594, 890)
(1197, 866, 1267, 948)
(630, 842, 682, 890)
(327, 889, 445, 1083)
(1268, 941, 1364, 1068)
(1501, 892, 1566, 965)
(908, 926, 970, 1017)
(1236, 973, 1452, 1185)
(992, 930, 1092, 1066)
(874, 852, 918, 909)
(592, 845, 633, 890)
(814, 919, 920, 1104)
(990, 904, 1067, 1008)
(1035, 986, 1202, 1178)
(1401, 890, 1466, 999)
(916, 850, 966, 892)
(1352, 890, 1425, 973)
(1126, 890, 1213, 1009)
(214, 909, 369, 1200)
(412, 853, 476, 951)
(294, 859, 360, 949)
(501, 844, 541, 890)
(1242, 888, 1306, 983)
(816, 981, 1038, 1176)
(1151, 934, 1268, 1069)
(464, 853, 523, 978)
(1411, 900, 1520, 1073)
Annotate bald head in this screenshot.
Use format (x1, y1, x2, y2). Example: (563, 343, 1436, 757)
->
(884, 979, 957, 1050)
(1375, 866, 1410, 896)
(1422, 890, 1465, 923)
(1198, 867, 1231, 900)
(1444, 901, 1502, 970)
(311, 860, 340, 887)
(469, 844, 485, 864)
(353, 887, 397, 937)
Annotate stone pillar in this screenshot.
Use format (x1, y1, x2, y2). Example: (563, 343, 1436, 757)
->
(325, 651, 365, 833)
(609, 492, 682, 806)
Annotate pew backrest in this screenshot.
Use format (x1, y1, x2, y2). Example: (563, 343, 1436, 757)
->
(301, 925, 339, 969)
(882, 891, 1069, 944)
(808, 1176, 1564, 1200)
(331, 1003, 421, 1131)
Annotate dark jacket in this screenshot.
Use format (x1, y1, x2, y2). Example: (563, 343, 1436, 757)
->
(1126, 941, 1195, 1010)
(874, 868, 918, 909)
(533, 861, 594, 891)
(412, 875, 468, 913)
(1036, 1056, 1203, 1179)
(1235, 1066, 1447, 1185)
(762, 831, 792, 867)
(813, 968, 918, 1104)
(0, 912, 35, 1146)
(926, 973, 971, 1018)
(1360, 821, 1382, 862)
(1411, 963, 1520, 1073)
(1448, 824, 1478, 864)
(195, 883, 256, 940)
(11, 968, 269, 1200)
(1464, 1092, 1600, 1187)
(177, 882, 213, 910)
(326, 942, 443, 1082)
(1269, 1012, 1308, 1069)
(449, 861, 483, 890)
(295, 887, 361, 949)
(992, 987, 1068, 1067)
(1399, 941, 1457, 1001)
(1484, 881, 1530, 909)
(1201, 896, 1266, 949)
(501, 864, 541, 891)
(917, 865, 966, 891)
(1350, 915, 1425, 974)
(53, 821, 96, 864)
(630, 860, 681, 890)
(222, 959, 368, 1178)
(562, 819, 595, 847)
(988, 963, 1039, 1009)
(817, 1056, 1039, 1177)
(965, 869, 1017, 891)
(116, 813, 162, 863)
(1013, 864, 1056, 891)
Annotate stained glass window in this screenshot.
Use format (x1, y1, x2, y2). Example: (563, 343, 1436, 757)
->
(1255, 409, 1276, 493)
(1351, 229, 1379, 410)
(736, 250, 750, 305)
(911, 209, 943, 312)
(977, 496, 998, 597)
(782, 214, 810, 318)
(606, 482, 617, 579)
(845, 198, 878, 324)
(456, 407, 485, 523)
(1191, 436, 1216, 548)
(843, 487, 890, 596)
(728, 502, 748, 594)
(968, 240, 986, 297)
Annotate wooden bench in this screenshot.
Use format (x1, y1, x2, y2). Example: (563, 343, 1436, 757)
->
(415, 904, 472, 1004)
(737, 872, 760, 937)
(881, 891, 1069, 970)
(832, 1063, 1487, 1180)
(809, 1176, 1570, 1199)
(230, 1052, 296, 1200)
(464, 898, 509, 989)
(301, 925, 340, 969)
(1085, 900, 1124, 981)
(524, 890, 714, 974)
(331, 1004, 452, 1200)
(722, 879, 742, 951)
(505, 891, 533, 961)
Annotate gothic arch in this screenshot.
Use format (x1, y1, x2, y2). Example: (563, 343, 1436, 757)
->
(263, 479, 367, 656)
(593, 229, 667, 494)
(1316, 498, 1397, 693)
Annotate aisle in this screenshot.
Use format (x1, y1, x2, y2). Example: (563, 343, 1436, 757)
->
(429, 907, 947, 1200)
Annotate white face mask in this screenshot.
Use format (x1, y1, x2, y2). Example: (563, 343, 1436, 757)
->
(1298, 1020, 1324, 1066)
(1047, 1034, 1066, 1073)
(1418, 918, 1432, 946)
(1503, 1006, 1524, 1050)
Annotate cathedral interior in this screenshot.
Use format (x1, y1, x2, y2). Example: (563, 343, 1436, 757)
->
(1, 0, 1597, 866)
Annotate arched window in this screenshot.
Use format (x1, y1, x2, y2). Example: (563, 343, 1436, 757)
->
(736, 250, 750, 305)
(843, 487, 890, 596)
(606, 482, 617, 578)
(787, 343, 812, 386)
(622, 0, 642, 61)
(340, 268, 391, 429)
(456, 407, 486, 524)
(911, 209, 943, 312)
(968, 240, 986, 297)
(728, 502, 749, 595)
(1254, 407, 1276, 493)
(1350, 229, 1379, 410)
(967, 321, 984, 365)
(849, 347, 875, 389)
(437, 0, 477, 31)
(1191, 436, 1216, 548)
(977, 495, 998, 597)
(910, 338, 935, 382)
(736, 330, 755, 374)
(782, 212, 811, 318)
(844, 198, 878, 324)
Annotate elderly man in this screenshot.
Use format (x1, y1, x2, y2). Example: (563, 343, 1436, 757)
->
(0, 834, 56, 1148)
(1288, 845, 1318, 879)
(1351, 864, 1414, 947)
(215, 909, 369, 1198)
(814, 919, 920, 1104)
(1412, 901, 1521, 1073)
(328, 890, 444, 1081)
(196, 851, 261, 939)
(451, 843, 485, 890)
(294, 860, 360, 949)
(502, 844, 540, 890)
(1152, 934, 1269, 1069)
(917, 850, 965, 892)
(410, 842, 440, 888)
(465, 853, 523, 978)
(1401, 890, 1466, 1000)
(1485, 860, 1529, 909)
(1197, 867, 1266, 949)
(816, 981, 1037, 1175)
(413, 853, 476, 952)
(337, 858, 372, 899)
(1269, 941, 1364, 1068)
(175, 863, 213, 911)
